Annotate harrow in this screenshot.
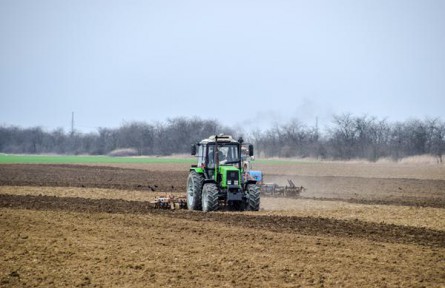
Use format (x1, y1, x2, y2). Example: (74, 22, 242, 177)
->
(260, 179, 305, 197)
(150, 194, 187, 210)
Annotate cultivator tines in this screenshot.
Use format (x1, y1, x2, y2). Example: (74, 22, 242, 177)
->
(150, 194, 187, 209)
(260, 179, 305, 197)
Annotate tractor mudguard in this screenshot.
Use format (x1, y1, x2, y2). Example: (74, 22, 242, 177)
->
(244, 179, 257, 190)
(190, 167, 204, 174)
(203, 179, 217, 185)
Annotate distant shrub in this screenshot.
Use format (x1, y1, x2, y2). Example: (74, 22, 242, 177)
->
(398, 154, 441, 165)
(108, 148, 138, 157)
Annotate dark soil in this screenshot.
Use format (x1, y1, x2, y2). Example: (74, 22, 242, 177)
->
(0, 164, 187, 192)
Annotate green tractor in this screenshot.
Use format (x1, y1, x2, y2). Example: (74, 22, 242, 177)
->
(187, 135, 260, 212)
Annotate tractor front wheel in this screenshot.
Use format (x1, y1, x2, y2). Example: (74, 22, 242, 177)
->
(245, 184, 260, 211)
(202, 183, 219, 212)
(187, 171, 203, 210)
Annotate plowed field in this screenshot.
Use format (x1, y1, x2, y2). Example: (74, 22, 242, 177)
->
(1, 162, 444, 287)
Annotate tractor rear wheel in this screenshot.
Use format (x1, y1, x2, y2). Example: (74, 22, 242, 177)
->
(246, 184, 260, 211)
(202, 183, 219, 212)
(187, 171, 203, 210)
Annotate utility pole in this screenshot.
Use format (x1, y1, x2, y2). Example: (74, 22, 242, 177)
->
(315, 116, 319, 140)
(71, 112, 74, 135)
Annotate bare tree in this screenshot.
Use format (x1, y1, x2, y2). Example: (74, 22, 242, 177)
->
(328, 113, 358, 159)
(426, 118, 445, 163)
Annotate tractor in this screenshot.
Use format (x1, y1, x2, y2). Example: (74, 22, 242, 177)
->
(187, 135, 260, 212)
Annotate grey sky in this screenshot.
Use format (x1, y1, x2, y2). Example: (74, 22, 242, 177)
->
(1, 0, 444, 133)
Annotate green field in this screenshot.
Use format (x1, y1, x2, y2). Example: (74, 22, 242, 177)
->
(0, 154, 195, 164)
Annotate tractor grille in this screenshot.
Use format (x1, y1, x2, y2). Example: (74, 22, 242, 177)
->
(227, 171, 239, 186)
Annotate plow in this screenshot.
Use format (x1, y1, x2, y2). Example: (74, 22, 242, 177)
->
(242, 150, 305, 198)
(150, 178, 306, 210)
(259, 179, 305, 198)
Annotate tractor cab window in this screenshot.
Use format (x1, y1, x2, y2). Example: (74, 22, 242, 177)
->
(197, 145, 205, 167)
(206, 143, 239, 167)
(207, 145, 216, 168)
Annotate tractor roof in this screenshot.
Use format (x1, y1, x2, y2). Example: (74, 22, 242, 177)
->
(200, 135, 237, 144)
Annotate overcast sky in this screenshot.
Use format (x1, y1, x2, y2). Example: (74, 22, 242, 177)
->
(1, 0, 444, 133)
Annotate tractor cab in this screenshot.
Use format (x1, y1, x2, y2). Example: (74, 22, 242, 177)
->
(198, 138, 238, 165)
(193, 135, 246, 178)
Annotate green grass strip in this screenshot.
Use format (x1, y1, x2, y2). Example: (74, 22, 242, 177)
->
(0, 154, 195, 164)
(0, 154, 314, 165)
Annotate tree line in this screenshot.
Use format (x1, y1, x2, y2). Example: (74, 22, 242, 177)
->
(0, 114, 444, 162)
(252, 114, 444, 162)
(0, 117, 234, 156)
